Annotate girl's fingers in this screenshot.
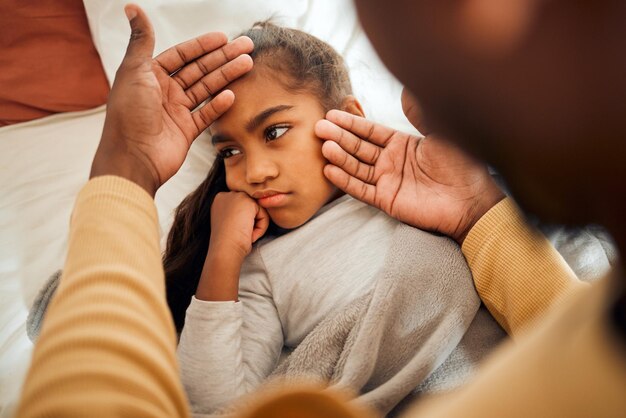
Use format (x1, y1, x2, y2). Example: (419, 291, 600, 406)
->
(252, 206, 270, 243)
(321, 141, 378, 184)
(315, 119, 382, 165)
(323, 164, 377, 207)
(325, 110, 397, 147)
(184, 54, 253, 108)
(154, 32, 228, 75)
(172, 36, 254, 90)
(192, 90, 235, 135)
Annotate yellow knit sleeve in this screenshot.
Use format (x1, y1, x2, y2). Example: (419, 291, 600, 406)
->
(462, 197, 587, 336)
(16, 176, 189, 418)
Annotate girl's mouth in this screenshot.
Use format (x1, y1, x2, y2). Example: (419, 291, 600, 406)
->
(257, 193, 288, 208)
(253, 191, 289, 208)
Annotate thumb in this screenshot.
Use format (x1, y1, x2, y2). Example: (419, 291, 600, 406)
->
(123, 4, 155, 62)
(251, 207, 270, 243)
(401, 87, 430, 135)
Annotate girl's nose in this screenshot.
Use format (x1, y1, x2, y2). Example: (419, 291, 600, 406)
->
(245, 153, 279, 184)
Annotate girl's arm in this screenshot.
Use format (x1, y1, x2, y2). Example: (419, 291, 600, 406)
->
(177, 191, 283, 414)
(194, 190, 269, 302)
(177, 249, 283, 414)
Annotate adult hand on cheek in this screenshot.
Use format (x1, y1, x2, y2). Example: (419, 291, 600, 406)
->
(90, 4, 253, 197)
(316, 88, 505, 245)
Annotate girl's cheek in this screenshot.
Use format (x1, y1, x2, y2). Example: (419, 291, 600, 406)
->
(225, 167, 244, 190)
(224, 169, 235, 190)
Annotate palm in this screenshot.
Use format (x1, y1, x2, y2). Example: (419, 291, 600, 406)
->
(318, 110, 504, 242)
(95, 8, 253, 194)
(107, 65, 193, 184)
(135, 65, 209, 182)
(372, 131, 494, 239)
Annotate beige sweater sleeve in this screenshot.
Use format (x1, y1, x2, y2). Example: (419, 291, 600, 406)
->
(16, 176, 189, 418)
(462, 197, 587, 336)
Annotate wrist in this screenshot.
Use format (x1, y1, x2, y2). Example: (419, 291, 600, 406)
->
(207, 242, 249, 264)
(90, 144, 159, 198)
(196, 248, 245, 301)
(455, 186, 506, 245)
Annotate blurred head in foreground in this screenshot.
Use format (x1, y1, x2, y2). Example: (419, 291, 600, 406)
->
(354, 0, 626, 238)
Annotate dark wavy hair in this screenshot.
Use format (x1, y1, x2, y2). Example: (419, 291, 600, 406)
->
(163, 22, 353, 333)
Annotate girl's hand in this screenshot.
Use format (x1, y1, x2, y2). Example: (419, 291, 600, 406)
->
(316, 89, 504, 245)
(196, 192, 269, 302)
(209, 192, 270, 260)
(90, 5, 254, 197)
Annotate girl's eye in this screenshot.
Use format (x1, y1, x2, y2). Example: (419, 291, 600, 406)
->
(218, 148, 241, 159)
(264, 125, 290, 142)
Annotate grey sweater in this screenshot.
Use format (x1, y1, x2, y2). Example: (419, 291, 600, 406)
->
(176, 195, 500, 416)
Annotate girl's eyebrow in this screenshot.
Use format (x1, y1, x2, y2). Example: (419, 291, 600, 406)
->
(211, 134, 229, 145)
(245, 105, 294, 132)
(211, 104, 294, 145)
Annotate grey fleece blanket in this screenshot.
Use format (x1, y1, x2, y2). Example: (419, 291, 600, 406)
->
(259, 223, 485, 416)
(29, 224, 496, 417)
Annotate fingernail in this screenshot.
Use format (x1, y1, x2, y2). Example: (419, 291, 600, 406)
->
(125, 7, 137, 21)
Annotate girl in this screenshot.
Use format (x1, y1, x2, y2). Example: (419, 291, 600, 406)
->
(164, 22, 491, 416)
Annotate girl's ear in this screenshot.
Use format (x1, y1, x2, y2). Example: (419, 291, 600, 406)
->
(339, 95, 365, 118)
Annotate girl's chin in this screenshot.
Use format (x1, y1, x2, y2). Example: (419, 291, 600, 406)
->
(269, 210, 312, 230)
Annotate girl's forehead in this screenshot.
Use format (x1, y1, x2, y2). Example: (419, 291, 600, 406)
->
(233, 61, 324, 102)
(210, 80, 324, 137)
(221, 70, 321, 114)
(224, 70, 292, 110)
(232, 65, 296, 95)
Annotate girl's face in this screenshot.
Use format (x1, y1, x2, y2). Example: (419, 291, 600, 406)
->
(210, 66, 340, 229)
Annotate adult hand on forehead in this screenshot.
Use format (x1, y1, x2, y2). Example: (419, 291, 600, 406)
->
(90, 4, 253, 197)
(316, 88, 505, 244)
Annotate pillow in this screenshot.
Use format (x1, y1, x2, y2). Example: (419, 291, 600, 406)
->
(83, 0, 415, 133)
(0, 0, 109, 126)
(83, 0, 307, 86)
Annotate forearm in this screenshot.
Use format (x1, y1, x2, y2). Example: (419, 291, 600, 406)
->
(196, 248, 244, 301)
(178, 298, 245, 413)
(462, 197, 587, 336)
(17, 176, 189, 418)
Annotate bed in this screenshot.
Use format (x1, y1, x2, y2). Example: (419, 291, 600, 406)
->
(0, 1, 615, 417)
